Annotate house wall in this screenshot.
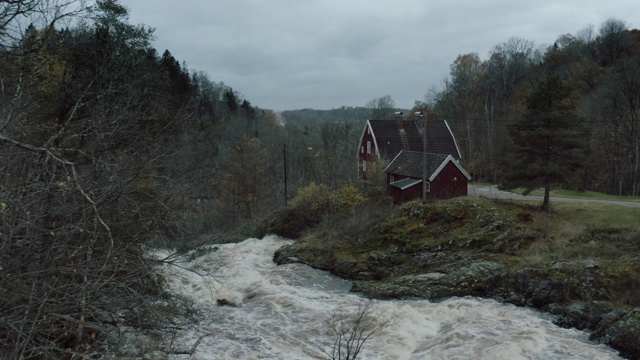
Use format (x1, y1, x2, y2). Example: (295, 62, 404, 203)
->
(386, 161, 468, 204)
(429, 161, 468, 200)
(386, 173, 421, 205)
(387, 181, 422, 205)
(359, 125, 377, 179)
(386, 173, 407, 185)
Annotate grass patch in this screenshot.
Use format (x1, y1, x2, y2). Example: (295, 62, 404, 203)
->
(551, 202, 640, 227)
(510, 187, 640, 202)
(514, 204, 640, 269)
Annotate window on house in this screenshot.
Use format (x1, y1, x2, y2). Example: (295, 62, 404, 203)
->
(367, 141, 371, 154)
(363, 161, 367, 172)
(361, 145, 364, 154)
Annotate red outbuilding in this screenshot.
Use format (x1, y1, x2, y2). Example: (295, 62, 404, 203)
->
(385, 150, 471, 204)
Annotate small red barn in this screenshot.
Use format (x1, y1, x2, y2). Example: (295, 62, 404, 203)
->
(356, 114, 461, 180)
(385, 150, 471, 204)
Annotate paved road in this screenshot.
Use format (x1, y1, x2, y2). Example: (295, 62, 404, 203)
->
(468, 184, 640, 208)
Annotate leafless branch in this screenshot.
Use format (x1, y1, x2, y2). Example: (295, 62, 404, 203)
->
(317, 300, 397, 360)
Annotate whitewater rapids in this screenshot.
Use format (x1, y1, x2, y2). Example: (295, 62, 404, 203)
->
(160, 235, 621, 360)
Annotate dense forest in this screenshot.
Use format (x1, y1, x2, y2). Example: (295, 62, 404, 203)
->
(429, 21, 640, 196)
(0, 0, 295, 357)
(1, 0, 639, 357)
(0, 1, 383, 357)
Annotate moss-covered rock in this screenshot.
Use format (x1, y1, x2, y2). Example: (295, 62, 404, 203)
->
(515, 261, 609, 307)
(547, 301, 616, 330)
(352, 260, 508, 300)
(595, 309, 640, 360)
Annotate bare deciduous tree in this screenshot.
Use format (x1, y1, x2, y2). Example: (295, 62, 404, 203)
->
(318, 300, 396, 360)
(597, 18, 629, 66)
(0, 1, 204, 358)
(366, 95, 396, 120)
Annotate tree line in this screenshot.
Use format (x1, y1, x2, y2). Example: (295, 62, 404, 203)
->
(0, 0, 313, 357)
(429, 19, 640, 196)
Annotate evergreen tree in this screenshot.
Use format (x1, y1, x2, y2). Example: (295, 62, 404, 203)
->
(500, 75, 588, 211)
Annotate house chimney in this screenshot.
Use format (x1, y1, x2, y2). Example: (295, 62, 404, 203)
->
(395, 111, 404, 130)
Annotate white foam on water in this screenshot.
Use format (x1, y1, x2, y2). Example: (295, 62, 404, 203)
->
(160, 236, 622, 360)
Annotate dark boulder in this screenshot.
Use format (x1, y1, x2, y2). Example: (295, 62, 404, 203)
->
(593, 308, 640, 360)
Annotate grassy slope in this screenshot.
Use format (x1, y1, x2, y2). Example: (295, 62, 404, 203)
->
(271, 196, 640, 303)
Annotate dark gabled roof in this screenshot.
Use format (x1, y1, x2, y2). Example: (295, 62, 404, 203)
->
(385, 151, 449, 179)
(367, 119, 461, 159)
(424, 120, 461, 159)
(385, 150, 471, 181)
(368, 119, 422, 158)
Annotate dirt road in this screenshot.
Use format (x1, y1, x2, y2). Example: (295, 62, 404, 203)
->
(468, 184, 640, 208)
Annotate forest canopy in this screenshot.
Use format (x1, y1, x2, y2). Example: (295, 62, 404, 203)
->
(429, 20, 640, 196)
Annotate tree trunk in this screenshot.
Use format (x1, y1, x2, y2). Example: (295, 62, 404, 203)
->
(634, 138, 639, 196)
(542, 186, 551, 212)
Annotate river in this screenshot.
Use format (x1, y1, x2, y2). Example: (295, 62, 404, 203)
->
(160, 235, 621, 360)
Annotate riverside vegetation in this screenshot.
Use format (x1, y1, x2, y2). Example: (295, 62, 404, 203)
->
(257, 183, 640, 360)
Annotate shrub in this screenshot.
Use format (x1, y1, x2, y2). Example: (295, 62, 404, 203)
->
(290, 183, 367, 214)
(289, 182, 331, 211)
(333, 185, 367, 211)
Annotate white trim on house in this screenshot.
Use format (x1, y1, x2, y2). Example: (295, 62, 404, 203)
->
(383, 151, 404, 173)
(356, 120, 381, 160)
(369, 121, 381, 159)
(356, 121, 368, 159)
(443, 120, 463, 159)
(389, 178, 422, 190)
(428, 155, 472, 182)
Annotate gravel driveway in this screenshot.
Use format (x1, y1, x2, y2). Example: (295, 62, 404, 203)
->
(468, 184, 640, 208)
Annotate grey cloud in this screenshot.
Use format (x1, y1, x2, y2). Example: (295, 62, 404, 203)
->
(120, 0, 638, 110)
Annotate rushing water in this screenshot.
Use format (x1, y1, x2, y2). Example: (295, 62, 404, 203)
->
(161, 236, 621, 360)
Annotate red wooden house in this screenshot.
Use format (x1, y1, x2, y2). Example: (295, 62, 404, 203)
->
(356, 114, 461, 180)
(385, 150, 471, 204)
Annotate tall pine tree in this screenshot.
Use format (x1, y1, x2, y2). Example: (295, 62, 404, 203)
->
(501, 75, 588, 211)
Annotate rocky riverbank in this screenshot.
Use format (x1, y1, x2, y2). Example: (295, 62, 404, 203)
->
(259, 197, 640, 359)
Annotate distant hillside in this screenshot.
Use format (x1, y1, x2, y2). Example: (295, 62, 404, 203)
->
(281, 106, 409, 126)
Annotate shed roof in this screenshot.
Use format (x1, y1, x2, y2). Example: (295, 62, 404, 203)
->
(385, 151, 448, 179)
(389, 177, 422, 190)
(385, 150, 471, 181)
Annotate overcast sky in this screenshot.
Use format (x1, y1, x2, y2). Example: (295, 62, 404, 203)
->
(119, 0, 637, 111)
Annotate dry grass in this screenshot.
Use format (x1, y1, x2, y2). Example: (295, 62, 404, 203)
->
(552, 202, 640, 226)
(514, 202, 640, 269)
